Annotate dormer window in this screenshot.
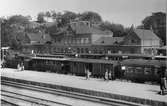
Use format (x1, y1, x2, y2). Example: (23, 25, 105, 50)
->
(131, 39, 137, 43)
(114, 41, 118, 44)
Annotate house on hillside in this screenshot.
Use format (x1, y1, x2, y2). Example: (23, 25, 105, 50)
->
(51, 21, 115, 54)
(22, 32, 51, 54)
(92, 37, 124, 54)
(25, 32, 51, 44)
(122, 28, 161, 55)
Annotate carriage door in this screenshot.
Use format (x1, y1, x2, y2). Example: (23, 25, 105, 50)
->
(104, 64, 110, 78)
(85, 63, 93, 73)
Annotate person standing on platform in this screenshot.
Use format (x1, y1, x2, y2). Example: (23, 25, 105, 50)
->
(159, 67, 167, 95)
(108, 71, 111, 80)
(17, 62, 21, 71)
(87, 69, 90, 80)
(160, 77, 166, 95)
(104, 69, 108, 81)
(85, 67, 90, 80)
(21, 62, 24, 71)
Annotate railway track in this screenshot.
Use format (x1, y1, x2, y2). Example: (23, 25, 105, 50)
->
(2, 90, 72, 106)
(1, 80, 144, 106)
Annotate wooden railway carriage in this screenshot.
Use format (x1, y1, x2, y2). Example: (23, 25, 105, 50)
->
(26, 56, 117, 78)
(121, 59, 167, 83)
(28, 57, 70, 73)
(68, 58, 117, 78)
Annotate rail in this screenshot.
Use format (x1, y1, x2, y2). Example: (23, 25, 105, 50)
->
(2, 80, 143, 106)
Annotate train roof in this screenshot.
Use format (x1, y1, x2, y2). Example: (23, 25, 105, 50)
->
(122, 59, 167, 67)
(79, 53, 153, 58)
(30, 56, 117, 65)
(69, 58, 118, 65)
(36, 54, 66, 57)
(154, 55, 167, 59)
(31, 57, 70, 61)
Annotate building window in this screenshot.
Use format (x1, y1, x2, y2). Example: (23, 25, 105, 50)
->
(131, 39, 138, 44)
(68, 38, 71, 44)
(130, 48, 135, 53)
(84, 38, 89, 44)
(61, 48, 64, 53)
(55, 38, 57, 43)
(81, 48, 84, 53)
(77, 48, 80, 53)
(94, 48, 97, 53)
(101, 41, 104, 43)
(85, 48, 89, 53)
(81, 38, 84, 44)
(144, 68, 151, 75)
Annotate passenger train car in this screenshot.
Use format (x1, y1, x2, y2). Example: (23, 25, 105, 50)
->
(26, 56, 118, 78)
(51, 53, 154, 60)
(4, 53, 167, 83)
(121, 59, 167, 83)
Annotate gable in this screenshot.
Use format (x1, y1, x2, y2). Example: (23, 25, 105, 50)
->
(93, 37, 124, 45)
(26, 33, 51, 44)
(70, 21, 113, 35)
(123, 31, 141, 45)
(134, 29, 160, 40)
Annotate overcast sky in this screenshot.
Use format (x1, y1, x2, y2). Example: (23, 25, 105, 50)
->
(0, 0, 166, 27)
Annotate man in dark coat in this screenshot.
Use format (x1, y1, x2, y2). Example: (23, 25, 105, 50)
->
(158, 67, 167, 95)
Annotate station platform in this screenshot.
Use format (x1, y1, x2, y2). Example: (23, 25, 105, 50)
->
(1, 68, 167, 106)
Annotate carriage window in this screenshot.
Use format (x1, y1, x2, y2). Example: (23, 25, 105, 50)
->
(154, 68, 159, 75)
(135, 67, 143, 74)
(127, 67, 133, 73)
(144, 68, 151, 75)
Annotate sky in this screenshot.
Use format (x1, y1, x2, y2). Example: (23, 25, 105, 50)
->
(0, 0, 166, 27)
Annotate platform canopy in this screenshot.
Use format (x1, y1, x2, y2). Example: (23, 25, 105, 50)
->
(121, 59, 166, 67)
(1, 47, 10, 50)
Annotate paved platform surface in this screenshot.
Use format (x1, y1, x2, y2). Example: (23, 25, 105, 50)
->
(1, 68, 167, 104)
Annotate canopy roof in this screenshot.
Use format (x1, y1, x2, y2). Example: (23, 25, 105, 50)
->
(122, 59, 166, 67)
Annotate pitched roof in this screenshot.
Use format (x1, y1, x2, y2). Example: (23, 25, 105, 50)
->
(26, 32, 51, 44)
(134, 29, 160, 40)
(93, 37, 124, 45)
(122, 59, 166, 67)
(70, 22, 112, 35)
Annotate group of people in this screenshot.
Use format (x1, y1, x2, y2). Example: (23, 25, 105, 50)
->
(104, 69, 115, 81)
(84, 67, 166, 95)
(17, 62, 24, 71)
(1, 60, 6, 68)
(85, 68, 115, 80)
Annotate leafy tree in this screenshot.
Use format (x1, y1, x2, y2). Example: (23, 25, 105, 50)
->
(51, 10, 57, 19)
(60, 11, 78, 26)
(37, 12, 46, 23)
(140, 12, 166, 45)
(7, 15, 29, 26)
(45, 11, 51, 17)
(99, 21, 126, 37)
(1, 15, 30, 50)
(79, 11, 102, 23)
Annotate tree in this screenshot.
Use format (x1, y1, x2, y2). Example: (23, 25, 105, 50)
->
(79, 11, 102, 23)
(7, 15, 29, 27)
(140, 12, 166, 45)
(51, 10, 57, 19)
(45, 11, 51, 17)
(1, 15, 31, 50)
(37, 12, 46, 23)
(99, 21, 126, 37)
(60, 11, 78, 26)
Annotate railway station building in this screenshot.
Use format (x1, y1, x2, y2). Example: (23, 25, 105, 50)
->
(21, 21, 161, 55)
